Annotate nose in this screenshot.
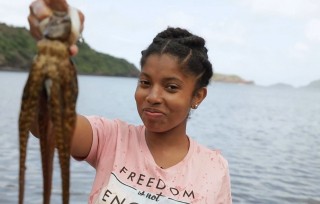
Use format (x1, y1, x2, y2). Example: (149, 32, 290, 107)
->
(146, 86, 162, 105)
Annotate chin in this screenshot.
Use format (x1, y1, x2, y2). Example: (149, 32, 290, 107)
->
(143, 123, 167, 133)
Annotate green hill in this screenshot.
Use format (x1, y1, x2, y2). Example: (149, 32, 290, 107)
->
(0, 23, 140, 77)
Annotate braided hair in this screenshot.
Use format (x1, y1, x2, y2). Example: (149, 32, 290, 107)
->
(140, 27, 213, 94)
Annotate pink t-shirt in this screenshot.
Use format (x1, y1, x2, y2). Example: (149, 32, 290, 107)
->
(84, 116, 232, 204)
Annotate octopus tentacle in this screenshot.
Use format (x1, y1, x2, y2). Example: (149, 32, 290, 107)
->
(18, 55, 46, 204)
(38, 85, 55, 204)
(42, 39, 71, 204)
(58, 42, 76, 204)
(60, 58, 78, 204)
(37, 41, 62, 204)
(48, 45, 71, 204)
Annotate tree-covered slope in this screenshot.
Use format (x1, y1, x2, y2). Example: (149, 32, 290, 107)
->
(0, 23, 140, 77)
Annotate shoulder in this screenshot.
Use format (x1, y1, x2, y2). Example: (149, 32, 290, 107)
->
(190, 138, 229, 170)
(86, 115, 142, 129)
(85, 115, 144, 137)
(187, 139, 232, 202)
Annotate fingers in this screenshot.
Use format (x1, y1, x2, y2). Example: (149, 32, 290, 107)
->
(30, 0, 52, 21)
(28, 0, 83, 56)
(28, 0, 52, 39)
(78, 10, 85, 33)
(69, 44, 79, 56)
(28, 15, 42, 40)
(44, 0, 68, 11)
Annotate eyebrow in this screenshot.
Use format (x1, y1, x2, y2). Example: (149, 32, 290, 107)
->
(139, 72, 184, 84)
(139, 72, 149, 77)
(163, 77, 183, 84)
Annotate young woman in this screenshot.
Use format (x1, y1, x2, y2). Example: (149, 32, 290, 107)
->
(28, 1, 232, 203)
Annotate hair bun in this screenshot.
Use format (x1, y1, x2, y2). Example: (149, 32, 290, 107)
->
(141, 27, 213, 89)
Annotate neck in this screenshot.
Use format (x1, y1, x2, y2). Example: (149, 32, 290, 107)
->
(145, 127, 190, 169)
(145, 126, 189, 149)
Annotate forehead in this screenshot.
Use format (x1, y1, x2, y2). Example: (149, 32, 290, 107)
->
(141, 54, 193, 80)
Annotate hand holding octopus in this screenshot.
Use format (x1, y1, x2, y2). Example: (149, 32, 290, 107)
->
(28, 0, 84, 55)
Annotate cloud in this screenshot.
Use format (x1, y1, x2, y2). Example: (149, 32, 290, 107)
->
(305, 19, 320, 43)
(204, 22, 247, 45)
(0, 2, 30, 27)
(155, 10, 196, 29)
(290, 42, 310, 60)
(241, 0, 320, 18)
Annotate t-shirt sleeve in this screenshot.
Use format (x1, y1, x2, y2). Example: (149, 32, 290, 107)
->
(84, 115, 118, 168)
(215, 155, 233, 203)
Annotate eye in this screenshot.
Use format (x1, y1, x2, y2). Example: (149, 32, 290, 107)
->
(138, 79, 150, 88)
(166, 84, 179, 93)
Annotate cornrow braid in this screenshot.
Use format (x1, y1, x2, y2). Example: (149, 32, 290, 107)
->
(140, 27, 213, 92)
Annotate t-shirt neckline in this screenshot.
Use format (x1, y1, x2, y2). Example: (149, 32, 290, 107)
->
(139, 126, 195, 172)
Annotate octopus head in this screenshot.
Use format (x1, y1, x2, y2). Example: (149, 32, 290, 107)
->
(43, 11, 71, 42)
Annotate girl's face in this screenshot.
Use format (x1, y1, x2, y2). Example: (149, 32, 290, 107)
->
(135, 54, 206, 133)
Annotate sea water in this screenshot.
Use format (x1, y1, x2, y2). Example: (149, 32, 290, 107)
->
(0, 71, 319, 203)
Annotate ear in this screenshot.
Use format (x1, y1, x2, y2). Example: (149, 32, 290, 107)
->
(191, 87, 207, 109)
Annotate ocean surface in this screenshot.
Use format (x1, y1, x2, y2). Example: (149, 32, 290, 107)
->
(0, 71, 319, 204)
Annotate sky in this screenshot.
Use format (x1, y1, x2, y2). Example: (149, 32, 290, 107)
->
(0, 0, 320, 87)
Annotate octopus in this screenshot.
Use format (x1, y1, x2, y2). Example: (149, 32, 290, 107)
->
(18, 1, 82, 204)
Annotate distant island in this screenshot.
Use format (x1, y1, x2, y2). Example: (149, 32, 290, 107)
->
(212, 73, 254, 85)
(301, 79, 320, 90)
(267, 83, 294, 89)
(0, 22, 254, 84)
(266, 80, 320, 90)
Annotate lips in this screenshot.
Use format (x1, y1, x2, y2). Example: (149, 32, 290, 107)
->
(143, 108, 165, 117)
